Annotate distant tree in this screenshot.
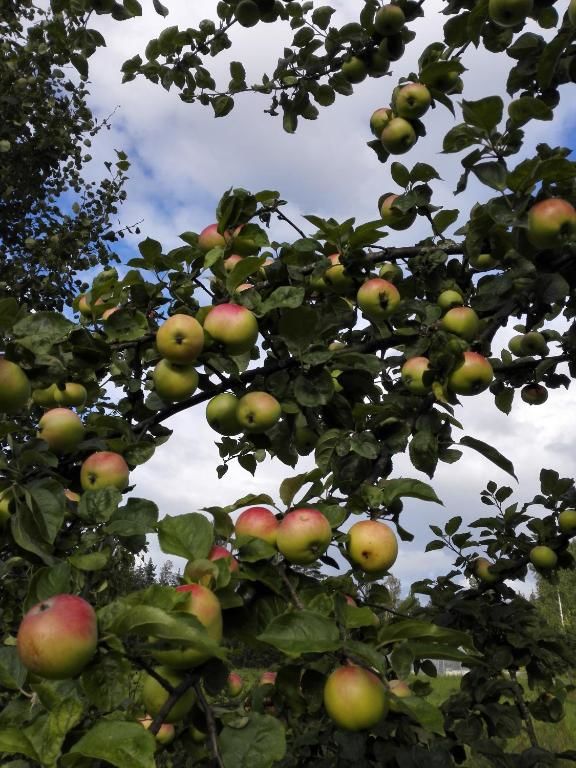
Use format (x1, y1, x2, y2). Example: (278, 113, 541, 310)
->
(531, 542, 576, 634)
(158, 559, 181, 586)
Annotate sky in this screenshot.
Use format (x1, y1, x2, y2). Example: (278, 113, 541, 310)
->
(78, 0, 576, 598)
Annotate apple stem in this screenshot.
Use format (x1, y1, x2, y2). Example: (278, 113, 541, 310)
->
(279, 564, 305, 610)
(194, 681, 225, 768)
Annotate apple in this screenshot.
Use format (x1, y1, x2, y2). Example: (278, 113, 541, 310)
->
(138, 716, 176, 745)
(388, 679, 412, 698)
(0, 358, 31, 413)
(17, 594, 98, 679)
(520, 331, 549, 356)
(378, 34, 405, 61)
(198, 223, 226, 252)
(559, 509, 576, 535)
(260, 671, 277, 686)
(393, 83, 432, 120)
(294, 426, 318, 456)
(153, 359, 199, 403)
(276, 508, 332, 565)
(508, 335, 526, 357)
(0, 490, 12, 527)
(156, 314, 204, 364)
(54, 382, 88, 408)
(401, 357, 431, 395)
(380, 117, 417, 155)
(448, 352, 494, 396)
(323, 666, 388, 731)
(224, 254, 244, 273)
(228, 671, 244, 696)
(235, 0, 260, 27)
(440, 307, 480, 341)
(324, 254, 355, 294)
(469, 252, 499, 271)
(378, 194, 416, 230)
(341, 56, 367, 84)
(344, 595, 357, 607)
(235, 506, 279, 546)
(235, 282, 254, 293)
(203, 304, 259, 356)
(374, 4, 406, 35)
(32, 383, 59, 408)
(370, 107, 393, 138)
(378, 262, 403, 282)
(206, 393, 242, 435)
(102, 306, 120, 321)
(488, 0, 533, 27)
(474, 557, 499, 584)
(208, 545, 239, 572)
(347, 520, 398, 574)
(357, 278, 401, 320)
(529, 545, 558, 570)
(437, 290, 464, 311)
(38, 408, 85, 453)
(80, 451, 130, 492)
(527, 198, 576, 248)
(141, 667, 197, 723)
(151, 584, 223, 669)
(521, 384, 548, 405)
(78, 292, 106, 319)
(236, 391, 282, 433)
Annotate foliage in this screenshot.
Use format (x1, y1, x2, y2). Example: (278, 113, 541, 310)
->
(532, 541, 576, 634)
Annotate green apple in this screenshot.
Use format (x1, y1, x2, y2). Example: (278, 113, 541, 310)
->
(488, 0, 533, 27)
(54, 383, 88, 408)
(374, 4, 406, 35)
(32, 383, 59, 408)
(17, 594, 98, 680)
(529, 545, 557, 570)
(341, 56, 367, 84)
(378, 34, 405, 61)
(347, 520, 398, 574)
(388, 679, 412, 698)
(369, 107, 393, 138)
(198, 223, 227, 252)
(228, 671, 244, 697)
(153, 359, 199, 403)
(276, 508, 332, 565)
(80, 451, 130, 491)
(78, 292, 106, 319)
(474, 557, 499, 584)
(401, 357, 431, 395)
(138, 716, 176, 746)
(378, 194, 416, 230)
(323, 254, 355, 294)
(236, 391, 282, 432)
(235, 0, 260, 26)
(521, 384, 548, 405)
(508, 335, 526, 357)
(323, 666, 388, 731)
(235, 505, 279, 546)
(437, 290, 464, 311)
(368, 48, 391, 76)
(469, 252, 499, 271)
(520, 331, 549, 356)
(203, 303, 259, 356)
(448, 352, 494, 396)
(527, 198, 576, 248)
(294, 426, 318, 456)
(558, 509, 576, 534)
(142, 667, 196, 723)
(156, 314, 204, 364)
(38, 408, 85, 453)
(393, 83, 432, 120)
(378, 262, 403, 282)
(151, 584, 223, 669)
(380, 117, 417, 155)
(357, 278, 401, 320)
(0, 358, 31, 413)
(0, 490, 12, 527)
(440, 307, 480, 341)
(206, 393, 242, 435)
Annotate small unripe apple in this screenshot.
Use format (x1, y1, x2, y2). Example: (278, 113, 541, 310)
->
(380, 117, 417, 155)
(520, 331, 549, 357)
(440, 307, 480, 341)
(38, 408, 85, 453)
(558, 509, 576, 535)
(393, 83, 432, 120)
(378, 262, 403, 282)
(323, 666, 388, 731)
(228, 671, 244, 696)
(204, 304, 259, 356)
(527, 198, 576, 248)
(294, 426, 318, 456)
(138, 716, 176, 745)
(32, 383, 59, 408)
(153, 360, 199, 403)
(156, 314, 204, 364)
(341, 56, 367, 84)
(54, 382, 88, 408)
(370, 107, 393, 138)
(323, 254, 355, 294)
(206, 393, 242, 435)
(448, 352, 494, 396)
(401, 357, 431, 395)
(508, 335, 526, 357)
(357, 278, 400, 320)
(347, 520, 398, 574)
(521, 384, 548, 405)
(276, 508, 332, 565)
(378, 194, 416, 231)
(437, 290, 464, 311)
(474, 557, 499, 584)
(374, 4, 405, 35)
(0, 358, 31, 413)
(142, 667, 196, 723)
(529, 545, 557, 570)
(198, 223, 226, 252)
(80, 451, 130, 492)
(235, 506, 279, 546)
(488, 0, 533, 27)
(388, 679, 412, 698)
(469, 252, 499, 271)
(237, 391, 282, 433)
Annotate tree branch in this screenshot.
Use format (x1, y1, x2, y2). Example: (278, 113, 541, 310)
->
(194, 680, 225, 768)
(509, 669, 539, 748)
(279, 563, 305, 610)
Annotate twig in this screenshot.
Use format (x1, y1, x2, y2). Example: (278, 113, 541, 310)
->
(279, 564, 305, 610)
(509, 669, 539, 748)
(149, 673, 196, 737)
(194, 681, 225, 768)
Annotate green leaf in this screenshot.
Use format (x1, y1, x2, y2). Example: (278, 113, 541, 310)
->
(343, 641, 388, 674)
(0, 298, 20, 331)
(445, 516, 462, 536)
(220, 713, 286, 768)
(394, 696, 444, 735)
(258, 611, 341, 655)
(77, 488, 122, 523)
(69, 551, 109, 571)
(280, 468, 323, 507)
(105, 498, 159, 536)
(212, 95, 234, 117)
(390, 162, 410, 188)
(379, 478, 443, 506)
(410, 163, 441, 184)
(442, 124, 481, 153)
(507, 97, 552, 127)
(260, 286, 305, 314)
(294, 370, 334, 406)
(25, 699, 85, 767)
(409, 431, 438, 478)
(0, 730, 38, 761)
(460, 436, 517, 480)
(462, 96, 503, 131)
(152, 0, 169, 16)
(472, 161, 507, 191)
(62, 721, 156, 768)
(26, 561, 72, 608)
(377, 619, 474, 648)
(103, 309, 149, 342)
(0, 648, 27, 691)
(157, 512, 214, 560)
(433, 209, 459, 234)
(81, 655, 134, 711)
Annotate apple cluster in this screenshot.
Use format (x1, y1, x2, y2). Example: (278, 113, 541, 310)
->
(370, 80, 432, 156)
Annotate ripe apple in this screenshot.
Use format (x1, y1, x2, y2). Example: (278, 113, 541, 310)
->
(138, 716, 176, 745)
(374, 4, 405, 35)
(0, 490, 12, 527)
(527, 198, 576, 248)
(437, 289, 464, 311)
(393, 83, 432, 120)
(102, 306, 120, 321)
(323, 666, 388, 731)
(370, 107, 393, 138)
(341, 56, 367, 84)
(388, 679, 412, 698)
(206, 393, 242, 435)
(474, 557, 499, 584)
(153, 359, 199, 403)
(521, 384, 548, 405)
(401, 357, 431, 395)
(38, 408, 85, 453)
(378, 262, 403, 282)
(54, 382, 88, 407)
(440, 307, 480, 341)
(558, 509, 576, 535)
(228, 671, 244, 696)
(203, 303, 259, 356)
(378, 194, 416, 230)
(0, 358, 31, 413)
(380, 117, 417, 155)
(17, 594, 98, 679)
(520, 331, 549, 356)
(448, 352, 494, 396)
(357, 278, 401, 320)
(347, 520, 398, 574)
(80, 451, 130, 492)
(156, 314, 204, 364)
(276, 508, 332, 565)
(198, 223, 226, 252)
(235, 506, 279, 546)
(508, 335, 526, 356)
(488, 0, 533, 27)
(151, 584, 223, 669)
(324, 254, 355, 294)
(142, 667, 196, 723)
(223, 254, 244, 273)
(78, 292, 106, 319)
(236, 391, 282, 433)
(208, 545, 239, 572)
(469, 252, 499, 271)
(294, 425, 318, 456)
(529, 545, 558, 570)
(260, 671, 277, 686)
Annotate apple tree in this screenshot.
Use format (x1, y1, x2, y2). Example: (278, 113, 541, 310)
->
(1, 0, 576, 766)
